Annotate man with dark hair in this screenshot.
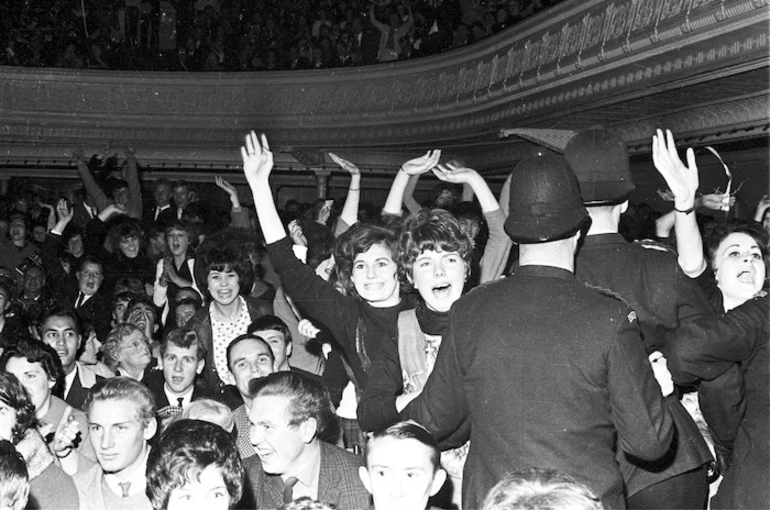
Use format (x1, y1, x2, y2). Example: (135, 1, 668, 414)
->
(401, 154, 674, 509)
(225, 333, 276, 458)
(71, 257, 112, 341)
(125, 295, 161, 347)
(39, 308, 107, 411)
(171, 180, 192, 221)
(359, 420, 446, 510)
(74, 377, 157, 510)
(146, 419, 244, 510)
(244, 371, 370, 509)
(144, 328, 213, 429)
(248, 314, 295, 373)
(144, 178, 177, 226)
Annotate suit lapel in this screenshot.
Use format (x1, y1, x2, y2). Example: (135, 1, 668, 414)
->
(317, 442, 342, 506)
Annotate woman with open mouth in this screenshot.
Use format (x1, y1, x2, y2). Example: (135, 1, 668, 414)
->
(653, 129, 769, 509)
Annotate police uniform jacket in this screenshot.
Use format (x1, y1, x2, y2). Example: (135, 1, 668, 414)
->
(574, 233, 715, 495)
(402, 265, 674, 509)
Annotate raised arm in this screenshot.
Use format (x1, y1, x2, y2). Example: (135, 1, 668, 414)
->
(329, 153, 361, 229)
(369, 3, 389, 33)
(651, 129, 707, 278)
(433, 163, 512, 283)
(498, 171, 512, 216)
(72, 147, 111, 212)
(215, 176, 250, 228)
(241, 131, 286, 244)
(123, 147, 143, 219)
(382, 150, 441, 217)
(754, 195, 770, 223)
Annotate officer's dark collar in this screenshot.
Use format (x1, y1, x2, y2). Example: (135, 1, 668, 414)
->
(514, 264, 574, 281)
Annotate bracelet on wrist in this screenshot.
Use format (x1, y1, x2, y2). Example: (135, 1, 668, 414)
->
(674, 205, 695, 214)
(349, 187, 360, 191)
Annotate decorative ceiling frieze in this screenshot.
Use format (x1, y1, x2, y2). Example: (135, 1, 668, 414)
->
(0, 0, 767, 174)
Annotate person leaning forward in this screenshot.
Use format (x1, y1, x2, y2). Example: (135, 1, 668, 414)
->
(401, 154, 674, 509)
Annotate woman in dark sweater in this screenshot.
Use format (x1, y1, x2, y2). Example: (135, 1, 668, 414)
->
(241, 131, 438, 449)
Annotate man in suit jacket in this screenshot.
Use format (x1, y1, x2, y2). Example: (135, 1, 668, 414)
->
(70, 257, 113, 342)
(143, 178, 178, 227)
(243, 372, 370, 510)
(38, 308, 107, 411)
(143, 328, 214, 430)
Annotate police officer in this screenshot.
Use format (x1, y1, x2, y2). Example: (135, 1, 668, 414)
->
(401, 153, 674, 509)
(567, 128, 715, 509)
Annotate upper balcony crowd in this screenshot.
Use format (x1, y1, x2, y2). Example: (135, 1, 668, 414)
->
(0, 0, 559, 72)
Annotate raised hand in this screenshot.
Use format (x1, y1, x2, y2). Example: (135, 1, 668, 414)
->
(241, 131, 273, 186)
(700, 193, 735, 211)
(52, 406, 80, 459)
(215, 176, 237, 197)
(317, 200, 332, 225)
(329, 153, 360, 176)
(432, 162, 478, 184)
(401, 149, 441, 176)
(288, 220, 307, 247)
(56, 198, 74, 223)
(124, 146, 136, 160)
(651, 129, 698, 207)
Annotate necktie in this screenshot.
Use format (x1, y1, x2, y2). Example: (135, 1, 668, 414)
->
(118, 481, 131, 498)
(283, 476, 299, 504)
(75, 292, 85, 309)
(177, 397, 184, 409)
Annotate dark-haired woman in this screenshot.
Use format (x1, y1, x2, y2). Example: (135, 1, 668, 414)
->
(187, 246, 272, 398)
(653, 129, 769, 509)
(0, 372, 79, 510)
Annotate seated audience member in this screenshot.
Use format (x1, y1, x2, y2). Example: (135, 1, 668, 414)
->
(153, 221, 200, 327)
(101, 324, 155, 381)
(244, 372, 370, 509)
(174, 296, 201, 328)
(0, 372, 79, 510)
(359, 421, 446, 510)
(124, 295, 162, 356)
(0, 212, 39, 281)
(174, 399, 235, 433)
(38, 308, 106, 411)
(248, 314, 319, 376)
(146, 419, 244, 510)
(144, 328, 213, 430)
(187, 245, 272, 398)
(73, 377, 157, 510)
(72, 146, 142, 220)
(0, 439, 29, 510)
(84, 206, 154, 296)
(17, 264, 55, 325)
(0, 277, 25, 346)
(172, 180, 193, 221)
(144, 178, 177, 226)
(70, 257, 112, 342)
(111, 290, 136, 328)
(225, 333, 276, 458)
(482, 467, 604, 510)
(77, 321, 115, 378)
(1, 339, 95, 472)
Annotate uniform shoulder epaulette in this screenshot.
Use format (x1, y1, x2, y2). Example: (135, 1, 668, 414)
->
(636, 238, 676, 254)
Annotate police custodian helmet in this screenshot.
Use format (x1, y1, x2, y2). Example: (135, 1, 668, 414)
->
(504, 154, 589, 243)
(564, 127, 635, 205)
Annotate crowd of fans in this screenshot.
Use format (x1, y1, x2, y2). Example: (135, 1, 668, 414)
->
(0, 0, 560, 71)
(0, 128, 767, 510)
